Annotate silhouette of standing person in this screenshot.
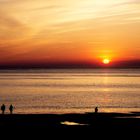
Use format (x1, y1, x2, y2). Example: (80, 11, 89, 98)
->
(1, 104, 6, 114)
(95, 107, 98, 113)
(9, 104, 14, 114)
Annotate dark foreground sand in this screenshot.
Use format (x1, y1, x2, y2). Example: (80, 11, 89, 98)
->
(0, 112, 140, 138)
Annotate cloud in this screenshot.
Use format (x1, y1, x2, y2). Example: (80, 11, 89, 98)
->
(31, 5, 61, 11)
(114, 0, 140, 6)
(0, 11, 22, 28)
(0, 10, 33, 43)
(0, 0, 139, 66)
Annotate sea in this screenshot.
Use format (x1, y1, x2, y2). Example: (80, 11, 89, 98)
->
(0, 69, 140, 114)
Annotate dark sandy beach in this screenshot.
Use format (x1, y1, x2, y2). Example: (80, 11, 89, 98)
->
(0, 112, 140, 137)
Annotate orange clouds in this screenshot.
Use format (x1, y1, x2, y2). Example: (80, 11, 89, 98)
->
(0, 0, 140, 67)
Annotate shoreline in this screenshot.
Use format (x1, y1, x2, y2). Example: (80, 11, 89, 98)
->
(1, 112, 140, 129)
(0, 112, 140, 138)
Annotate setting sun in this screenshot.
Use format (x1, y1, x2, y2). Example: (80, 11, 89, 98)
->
(103, 59, 110, 64)
(0, 0, 139, 68)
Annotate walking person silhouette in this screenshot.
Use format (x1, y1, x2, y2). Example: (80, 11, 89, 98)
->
(95, 106, 98, 113)
(1, 104, 6, 114)
(9, 104, 14, 114)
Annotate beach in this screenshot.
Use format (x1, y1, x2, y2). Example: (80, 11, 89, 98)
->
(1, 112, 140, 135)
(0, 69, 140, 137)
(1, 0, 140, 138)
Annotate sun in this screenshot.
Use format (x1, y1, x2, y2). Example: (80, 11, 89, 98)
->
(103, 59, 110, 64)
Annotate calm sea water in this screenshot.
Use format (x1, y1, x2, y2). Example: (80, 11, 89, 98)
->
(0, 69, 140, 114)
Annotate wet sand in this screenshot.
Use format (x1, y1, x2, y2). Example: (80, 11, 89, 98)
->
(0, 112, 140, 137)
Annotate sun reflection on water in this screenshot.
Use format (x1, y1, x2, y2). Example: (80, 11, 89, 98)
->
(61, 121, 88, 126)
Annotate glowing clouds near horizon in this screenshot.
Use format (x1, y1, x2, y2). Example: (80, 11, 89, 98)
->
(0, 0, 140, 66)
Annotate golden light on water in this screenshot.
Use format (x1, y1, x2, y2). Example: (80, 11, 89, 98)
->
(61, 121, 88, 126)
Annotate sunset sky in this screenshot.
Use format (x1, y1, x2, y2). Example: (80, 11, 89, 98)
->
(0, 0, 140, 68)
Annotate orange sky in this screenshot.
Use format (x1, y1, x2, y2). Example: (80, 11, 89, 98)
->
(0, 0, 140, 67)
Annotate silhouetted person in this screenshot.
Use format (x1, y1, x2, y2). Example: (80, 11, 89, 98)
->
(1, 104, 6, 114)
(95, 107, 98, 113)
(9, 104, 14, 114)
